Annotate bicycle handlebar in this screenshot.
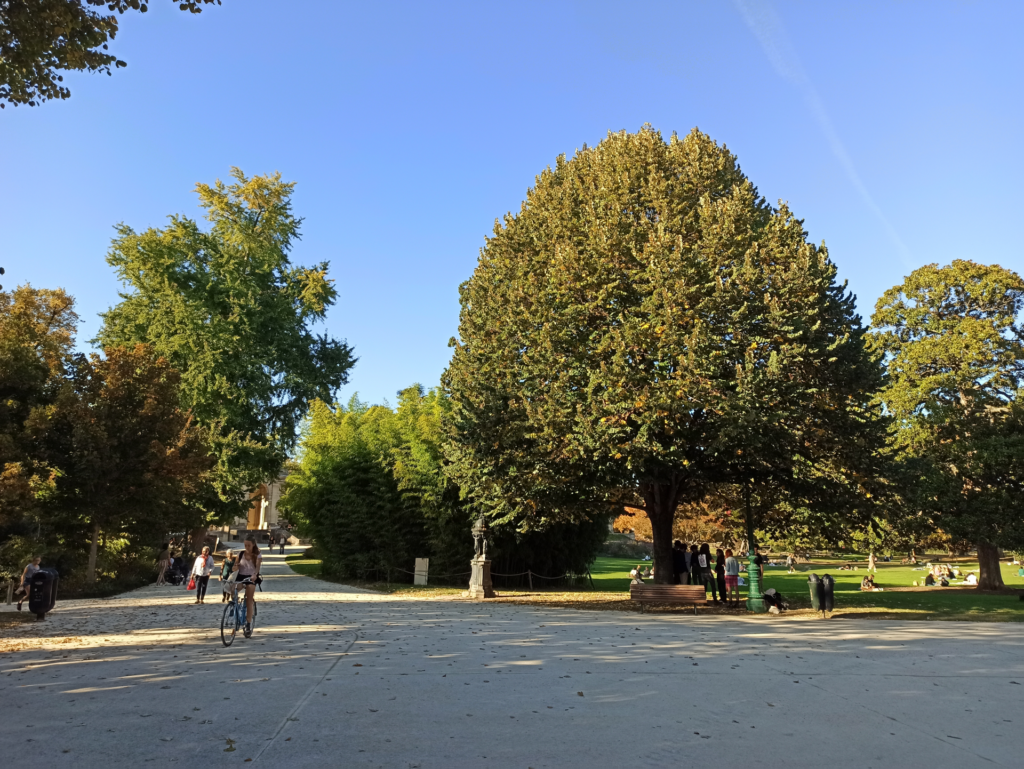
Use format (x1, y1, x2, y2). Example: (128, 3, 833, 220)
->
(234, 575, 263, 591)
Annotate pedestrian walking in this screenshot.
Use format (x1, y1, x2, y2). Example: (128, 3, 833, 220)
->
(15, 556, 42, 612)
(715, 548, 727, 605)
(190, 546, 215, 604)
(278, 533, 286, 555)
(867, 552, 877, 574)
(724, 549, 741, 607)
(786, 553, 795, 574)
(155, 544, 170, 585)
(220, 549, 236, 602)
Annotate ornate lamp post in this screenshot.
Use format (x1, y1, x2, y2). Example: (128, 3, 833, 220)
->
(743, 480, 767, 613)
(468, 514, 495, 599)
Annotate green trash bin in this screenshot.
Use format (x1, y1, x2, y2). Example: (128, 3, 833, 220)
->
(807, 573, 824, 615)
(821, 574, 835, 613)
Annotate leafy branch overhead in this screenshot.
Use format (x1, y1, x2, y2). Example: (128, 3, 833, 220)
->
(0, 0, 220, 108)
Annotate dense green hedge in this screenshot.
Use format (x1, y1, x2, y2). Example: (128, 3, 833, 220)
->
(280, 387, 607, 584)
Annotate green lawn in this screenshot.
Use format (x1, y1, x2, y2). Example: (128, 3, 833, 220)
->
(284, 553, 465, 595)
(284, 553, 321, 578)
(287, 551, 1024, 620)
(593, 555, 1024, 620)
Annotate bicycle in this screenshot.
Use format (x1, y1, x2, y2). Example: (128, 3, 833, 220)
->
(220, 575, 261, 647)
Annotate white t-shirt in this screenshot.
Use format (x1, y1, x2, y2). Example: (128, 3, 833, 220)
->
(192, 555, 215, 577)
(236, 551, 262, 576)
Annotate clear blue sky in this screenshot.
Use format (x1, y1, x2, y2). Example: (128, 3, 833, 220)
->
(2, 0, 1021, 407)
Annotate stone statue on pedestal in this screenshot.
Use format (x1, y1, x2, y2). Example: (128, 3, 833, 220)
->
(468, 514, 494, 599)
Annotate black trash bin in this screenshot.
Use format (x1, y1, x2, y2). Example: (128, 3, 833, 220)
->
(821, 574, 835, 614)
(807, 573, 823, 613)
(28, 567, 58, 620)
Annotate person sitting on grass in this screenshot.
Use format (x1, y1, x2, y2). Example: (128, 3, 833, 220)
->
(924, 572, 936, 587)
(964, 572, 978, 585)
(629, 565, 645, 584)
(860, 575, 883, 592)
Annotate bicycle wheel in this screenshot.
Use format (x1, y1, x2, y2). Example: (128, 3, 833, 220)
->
(220, 601, 237, 647)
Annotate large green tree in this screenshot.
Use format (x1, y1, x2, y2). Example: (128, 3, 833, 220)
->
(444, 126, 883, 583)
(98, 169, 355, 514)
(0, 286, 77, 578)
(871, 260, 1024, 589)
(33, 344, 214, 582)
(0, 0, 219, 108)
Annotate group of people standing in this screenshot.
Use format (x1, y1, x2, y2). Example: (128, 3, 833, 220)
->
(671, 541, 748, 608)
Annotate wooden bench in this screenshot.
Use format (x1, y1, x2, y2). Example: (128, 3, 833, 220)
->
(629, 584, 708, 614)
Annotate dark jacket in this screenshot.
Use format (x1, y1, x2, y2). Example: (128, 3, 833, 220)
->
(672, 548, 687, 576)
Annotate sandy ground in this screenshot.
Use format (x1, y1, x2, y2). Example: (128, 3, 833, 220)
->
(2, 546, 1024, 768)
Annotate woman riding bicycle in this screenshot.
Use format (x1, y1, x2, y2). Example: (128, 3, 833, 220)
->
(232, 535, 263, 635)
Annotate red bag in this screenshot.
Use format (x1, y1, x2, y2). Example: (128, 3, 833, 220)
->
(187, 576, 196, 591)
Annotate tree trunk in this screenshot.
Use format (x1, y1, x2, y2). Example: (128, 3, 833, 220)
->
(977, 539, 1004, 590)
(86, 522, 100, 584)
(644, 484, 677, 585)
(189, 527, 209, 557)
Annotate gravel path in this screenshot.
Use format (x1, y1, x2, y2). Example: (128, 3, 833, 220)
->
(2, 546, 1023, 767)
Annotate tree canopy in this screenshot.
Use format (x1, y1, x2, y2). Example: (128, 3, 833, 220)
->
(0, 285, 78, 532)
(1, 285, 214, 590)
(444, 126, 884, 582)
(98, 168, 355, 513)
(871, 260, 1024, 589)
(0, 0, 220, 108)
(34, 343, 214, 582)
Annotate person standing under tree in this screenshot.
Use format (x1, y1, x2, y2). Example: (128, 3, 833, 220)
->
(867, 552, 877, 574)
(190, 546, 215, 604)
(688, 544, 700, 586)
(724, 549, 741, 607)
(715, 548, 727, 604)
(672, 541, 687, 585)
(697, 543, 720, 604)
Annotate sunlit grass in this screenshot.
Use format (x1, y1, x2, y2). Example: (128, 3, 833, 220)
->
(286, 552, 1024, 621)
